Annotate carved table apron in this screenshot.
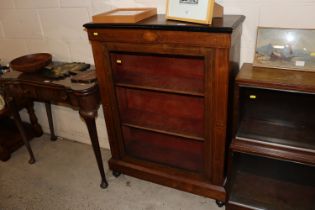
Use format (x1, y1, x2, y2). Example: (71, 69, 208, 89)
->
(1, 71, 108, 188)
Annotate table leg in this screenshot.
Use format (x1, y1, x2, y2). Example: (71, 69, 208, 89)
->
(7, 97, 36, 164)
(80, 111, 108, 189)
(45, 102, 57, 141)
(25, 101, 43, 137)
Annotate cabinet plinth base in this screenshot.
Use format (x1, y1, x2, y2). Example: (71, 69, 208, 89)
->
(108, 158, 226, 201)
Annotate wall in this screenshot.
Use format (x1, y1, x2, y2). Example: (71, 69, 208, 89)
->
(0, 0, 314, 148)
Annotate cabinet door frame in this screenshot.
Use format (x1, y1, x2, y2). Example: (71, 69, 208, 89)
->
(99, 42, 216, 179)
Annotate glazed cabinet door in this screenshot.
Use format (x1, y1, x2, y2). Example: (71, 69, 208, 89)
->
(102, 43, 214, 179)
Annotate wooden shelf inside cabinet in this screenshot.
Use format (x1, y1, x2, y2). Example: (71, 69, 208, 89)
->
(116, 87, 205, 139)
(115, 83, 205, 97)
(122, 125, 205, 172)
(111, 52, 206, 96)
(122, 123, 205, 142)
(231, 138, 315, 167)
(237, 119, 315, 151)
(227, 153, 315, 210)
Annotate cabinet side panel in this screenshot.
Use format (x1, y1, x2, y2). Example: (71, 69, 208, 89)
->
(211, 48, 231, 185)
(204, 49, 214, 180)
(227, 27, 242, 183)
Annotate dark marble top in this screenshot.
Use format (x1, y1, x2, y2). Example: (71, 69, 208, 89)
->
(84, 14, 245, 33)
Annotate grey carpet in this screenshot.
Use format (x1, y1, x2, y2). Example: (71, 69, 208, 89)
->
(0, 134, 222, 210)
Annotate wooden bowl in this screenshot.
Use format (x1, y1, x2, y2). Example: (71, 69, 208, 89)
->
(9, 53, 52, 73)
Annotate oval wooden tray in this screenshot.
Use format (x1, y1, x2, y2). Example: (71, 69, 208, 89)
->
(10, 53, 52, 73)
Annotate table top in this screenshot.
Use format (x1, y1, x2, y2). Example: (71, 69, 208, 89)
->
(84, 14, 245, 33)
(1, 67, 100, 112)
(1, 70, 97, 92)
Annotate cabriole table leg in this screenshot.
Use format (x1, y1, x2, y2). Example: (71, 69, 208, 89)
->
(80, 110, 108, 189)
(45, 102, 57, 141)
(25, 101, 43, 137)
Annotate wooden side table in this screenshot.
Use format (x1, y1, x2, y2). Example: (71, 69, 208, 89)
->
(1, 70, 108, 188)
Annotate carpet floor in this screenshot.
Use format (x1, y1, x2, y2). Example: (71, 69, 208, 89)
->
(0, 134, 223, 210)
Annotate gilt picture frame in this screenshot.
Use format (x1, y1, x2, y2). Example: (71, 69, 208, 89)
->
(166, 0, 215, 24)
(254, 27, 315, 71)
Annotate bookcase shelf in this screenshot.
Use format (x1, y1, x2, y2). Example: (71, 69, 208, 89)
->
(227, 63, 315, 209)
(228, 153, 315, 210)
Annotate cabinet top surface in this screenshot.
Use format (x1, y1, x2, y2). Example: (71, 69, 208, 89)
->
(84, 14, 245, 33)
(237, 63, 315, 93)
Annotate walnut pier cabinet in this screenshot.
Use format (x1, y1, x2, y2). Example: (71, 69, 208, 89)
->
(85, 15, 245, 202)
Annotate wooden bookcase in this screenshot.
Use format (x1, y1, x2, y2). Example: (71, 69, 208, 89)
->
(85, 15, 245, 203)
(226, 63, 315, 209)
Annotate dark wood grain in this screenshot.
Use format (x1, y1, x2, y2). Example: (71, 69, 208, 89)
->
(116, 87, 205, 138)
(122, 126, 204, 172)
(112, 53, 205, 95)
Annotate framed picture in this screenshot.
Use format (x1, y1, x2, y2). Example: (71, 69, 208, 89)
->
(92, 8, 157, 23)
(254, 27, 315, 71)
(166, 0, 215, 24)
